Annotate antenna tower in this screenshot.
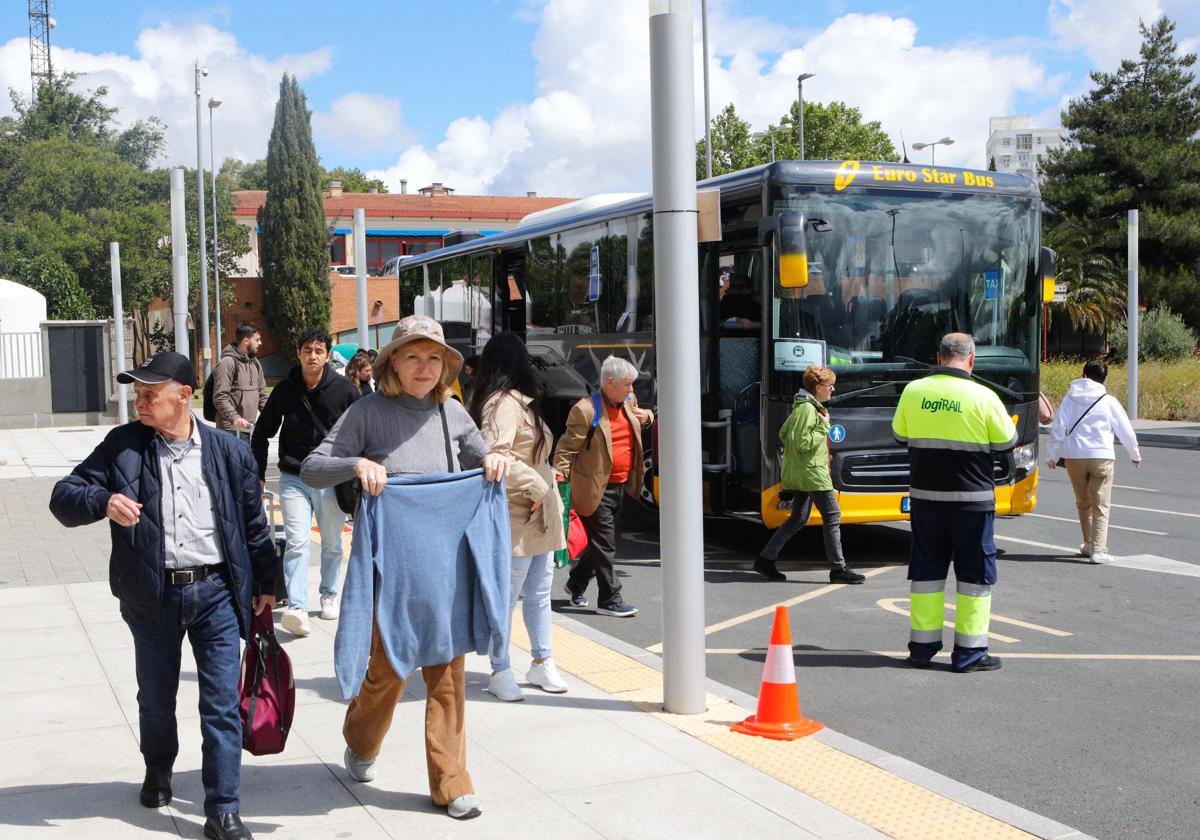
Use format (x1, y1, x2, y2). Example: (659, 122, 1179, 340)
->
(28, 0, 54, 100)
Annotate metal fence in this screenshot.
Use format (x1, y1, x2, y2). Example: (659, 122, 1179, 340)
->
(0, 331, 44, 379)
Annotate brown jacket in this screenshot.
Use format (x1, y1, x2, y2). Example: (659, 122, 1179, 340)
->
(213, 344, 268, 430)
(480, 390, 566, 556)
(553, 393, 653, 517)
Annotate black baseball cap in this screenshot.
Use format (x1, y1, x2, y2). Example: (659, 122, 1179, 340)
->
(116, 351, 196, 389)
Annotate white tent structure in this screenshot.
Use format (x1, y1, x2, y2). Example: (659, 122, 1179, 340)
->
(0, 279, 47, 378)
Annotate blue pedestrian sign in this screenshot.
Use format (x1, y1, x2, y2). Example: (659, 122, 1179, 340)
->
(983, 270, 999, 301)
(828, 424, 846, 443)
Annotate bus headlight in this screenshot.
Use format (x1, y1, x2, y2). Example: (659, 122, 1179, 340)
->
(1013, 443, 1037, 472)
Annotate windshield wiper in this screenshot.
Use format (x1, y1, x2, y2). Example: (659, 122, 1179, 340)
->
(827, 380, 903, 405)
(891, 356, 1024, 401)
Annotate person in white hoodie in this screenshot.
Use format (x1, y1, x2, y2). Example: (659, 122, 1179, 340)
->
(1045, 360, 1141, 564)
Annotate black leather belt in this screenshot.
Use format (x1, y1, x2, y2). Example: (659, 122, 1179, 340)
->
(166, 566, 221, 585)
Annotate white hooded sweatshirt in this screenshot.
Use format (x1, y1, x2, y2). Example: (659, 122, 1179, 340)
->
(1045, 378, 1141, 463)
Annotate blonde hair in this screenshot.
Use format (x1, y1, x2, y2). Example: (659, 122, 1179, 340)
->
(378, 364, 451, 403)
(802, 365, 836, 392)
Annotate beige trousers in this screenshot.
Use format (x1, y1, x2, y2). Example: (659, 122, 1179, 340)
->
(1064, 458, 1115, 554)
(343, 621, 473, 805)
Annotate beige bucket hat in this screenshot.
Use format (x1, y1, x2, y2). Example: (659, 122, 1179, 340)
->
(373, 314, 464, 385)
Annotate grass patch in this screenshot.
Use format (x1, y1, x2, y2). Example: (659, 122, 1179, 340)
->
(1041, 358, 1200, 421)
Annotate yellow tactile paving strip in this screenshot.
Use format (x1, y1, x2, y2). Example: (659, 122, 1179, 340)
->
(511, 621, 1036, 840)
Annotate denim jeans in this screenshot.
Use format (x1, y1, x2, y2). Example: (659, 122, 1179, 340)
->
(123, 567, 242, 817)
(760, 489, 847, 568)
(279, 471, 346, 611)
(490, 551, 554, 672)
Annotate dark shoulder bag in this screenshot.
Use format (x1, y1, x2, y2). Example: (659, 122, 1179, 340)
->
(298, 393, 361, 515)
(1056, 394, 1107, 467)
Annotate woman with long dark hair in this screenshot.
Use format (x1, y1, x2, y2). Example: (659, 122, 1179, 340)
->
(468, 333, 568, 701)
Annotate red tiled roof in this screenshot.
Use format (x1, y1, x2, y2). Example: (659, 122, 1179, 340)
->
(232, 190, 573, 222)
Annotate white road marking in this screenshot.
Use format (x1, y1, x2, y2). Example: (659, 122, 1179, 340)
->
(1108, 554, 1200, 579)
(1110, 503, 1200, 519)
(1113, 484, 1160, 493)
(1026, 512, 1167, 536)
(994, 534, 1078, 554)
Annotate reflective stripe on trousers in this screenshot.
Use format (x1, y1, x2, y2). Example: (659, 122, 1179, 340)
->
(908, 580, 992, 649)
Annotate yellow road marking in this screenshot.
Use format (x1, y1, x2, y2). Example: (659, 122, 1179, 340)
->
(876, 597, 1020, 644)
(705, 648, 1200, 662)
(645, 565, 898, 653)
(943, 603, 1072, 637)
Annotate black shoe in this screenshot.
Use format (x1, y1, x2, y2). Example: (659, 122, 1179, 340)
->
(830, 567, 866, 584)
(563, 581, 587, 608)
(139, 766, 172, 808)
(596, 600, 638, 617)
(753, 556, 786, 581)
(954, 654, 1002, 674)
(905, 656, 932, 669)
(204, 813, 253, 840)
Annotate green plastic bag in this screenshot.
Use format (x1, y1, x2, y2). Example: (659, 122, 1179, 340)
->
(553, 481, 572, 568)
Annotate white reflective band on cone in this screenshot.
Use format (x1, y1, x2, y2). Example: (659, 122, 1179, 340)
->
(762, 643, 797, 685)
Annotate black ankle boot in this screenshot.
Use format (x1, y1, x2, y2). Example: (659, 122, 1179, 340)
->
(139, 765, 172, 808)
(753, 556, 786, 581)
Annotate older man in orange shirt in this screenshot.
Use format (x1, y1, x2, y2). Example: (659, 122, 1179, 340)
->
(553, 356, 653, 617)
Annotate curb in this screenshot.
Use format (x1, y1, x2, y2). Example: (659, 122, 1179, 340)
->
(553, 614, 1097, 840)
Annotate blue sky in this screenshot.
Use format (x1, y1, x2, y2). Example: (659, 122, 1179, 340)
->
(1, 1, 1196, 195)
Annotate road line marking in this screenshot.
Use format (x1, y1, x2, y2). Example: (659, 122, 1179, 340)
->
(1111, 503, 1200, 519)
(1026, 512, 1167, 536)
(1109, 554, 1200, 579)
(705, 648, 1200, 661)
(644, 565, 899, 652)
(876, 598, 1021, 643)
(1113, 484, 1159, 493)
(942, 603, 1073, 637)
(994, 534, 1078, 554)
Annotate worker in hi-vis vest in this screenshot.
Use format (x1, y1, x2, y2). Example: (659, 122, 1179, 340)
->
(892, 333, 1017, 673)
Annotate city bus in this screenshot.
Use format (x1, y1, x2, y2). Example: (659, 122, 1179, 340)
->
(388, 160, 1053, 527)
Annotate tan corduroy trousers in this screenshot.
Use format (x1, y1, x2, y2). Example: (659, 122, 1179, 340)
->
(342, 621, 473, 805)
(1064, 458, 1116, 554)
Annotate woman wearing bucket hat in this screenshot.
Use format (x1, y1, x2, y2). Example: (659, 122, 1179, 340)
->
(300, 314, 510, 821)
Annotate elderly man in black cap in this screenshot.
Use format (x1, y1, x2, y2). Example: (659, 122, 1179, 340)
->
(49, 351, 278, 840)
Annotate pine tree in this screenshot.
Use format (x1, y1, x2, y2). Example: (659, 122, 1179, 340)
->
(1040, 17, 1200, 329)
(988, 157, 997, 172)
(258, 74, 331, 354)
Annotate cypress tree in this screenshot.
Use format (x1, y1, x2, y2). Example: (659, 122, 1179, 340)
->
(258, 74, 331, 354)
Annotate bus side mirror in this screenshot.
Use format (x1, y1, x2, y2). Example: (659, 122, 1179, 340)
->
(760, 213, 810, 288)
(1040, 245, 1057, 303)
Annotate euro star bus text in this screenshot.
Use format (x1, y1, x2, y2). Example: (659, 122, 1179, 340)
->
(920, 397, 962, 414)
(869, 165, 996, 189)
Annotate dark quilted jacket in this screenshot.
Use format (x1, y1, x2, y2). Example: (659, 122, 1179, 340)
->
(49, 419, 277, 637)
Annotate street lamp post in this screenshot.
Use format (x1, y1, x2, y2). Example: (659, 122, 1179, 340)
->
(701, 0, 712, 179)
(208, 98, 223, 350)
(796, 73, 814, 160)
(194, 61, 211, 376)
(911, 136, 955, 164)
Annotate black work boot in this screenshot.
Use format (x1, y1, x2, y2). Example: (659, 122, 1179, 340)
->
(139, 765, 172, 808)
(204, 813, 253, 840)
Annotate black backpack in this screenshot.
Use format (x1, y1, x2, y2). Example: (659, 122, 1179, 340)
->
(202, 370, 217, 422)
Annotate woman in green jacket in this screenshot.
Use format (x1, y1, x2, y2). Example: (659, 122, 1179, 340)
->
(755, 365, 865, 584)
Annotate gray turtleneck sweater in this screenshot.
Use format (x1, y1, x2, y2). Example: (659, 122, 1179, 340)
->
(300, 391, 489, 488)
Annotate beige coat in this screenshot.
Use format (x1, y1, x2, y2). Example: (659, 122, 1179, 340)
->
(480, 390, 566, 557)
(552, 394, 653, 518)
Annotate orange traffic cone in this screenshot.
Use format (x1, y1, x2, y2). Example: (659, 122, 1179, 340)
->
(732, 605, 823, 740)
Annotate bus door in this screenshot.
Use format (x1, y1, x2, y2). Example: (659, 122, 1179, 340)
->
(493, 249, 527, 341)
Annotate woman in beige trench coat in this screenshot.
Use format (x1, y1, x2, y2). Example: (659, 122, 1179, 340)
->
(468, 333, 568, 702)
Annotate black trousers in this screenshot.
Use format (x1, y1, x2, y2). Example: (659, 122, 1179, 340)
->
(568, 484, 624, 606)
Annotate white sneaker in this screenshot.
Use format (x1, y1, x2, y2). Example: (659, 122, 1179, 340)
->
(487, 668, 525, 702)
(526, 659, 568, 694)
(447, 793, 481, 820)
(319, 593, 340, 620)
(344, 746, 376, 782)
(1090, 551, 1111, 565)
(281, 607, 311, 637)
(1078, 543, 1092, 558)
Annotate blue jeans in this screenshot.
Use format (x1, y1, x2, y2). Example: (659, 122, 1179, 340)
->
(490, 551, 554, 672)
(279, 471, 346, 611)
(123, 567, 242, 817)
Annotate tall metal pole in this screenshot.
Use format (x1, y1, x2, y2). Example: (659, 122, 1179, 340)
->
(701, 0, 712, 180)
(354, 209, 370, 349)
(194, 61, 210, 375)
(170, 167, 190, 358)
(209, 101, 223, 350)
(1128, 209, 1139, 420)
(110, 242, 129, 424)
(797, 76, 804, 159)
(649, 0, 706, 715)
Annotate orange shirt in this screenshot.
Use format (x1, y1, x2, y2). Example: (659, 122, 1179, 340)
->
(606, 403, 633, 485)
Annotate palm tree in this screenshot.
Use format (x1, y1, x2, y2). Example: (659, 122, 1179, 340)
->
(1044, 217, 1126, 332)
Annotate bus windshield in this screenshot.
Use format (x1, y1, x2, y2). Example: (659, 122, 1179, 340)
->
(768, 186, 1039, 401)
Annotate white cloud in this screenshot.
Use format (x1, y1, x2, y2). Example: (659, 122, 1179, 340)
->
(369, 4, 1051, 196)
(1050, 0, 1200, 70)
(312, 92, 411, 157)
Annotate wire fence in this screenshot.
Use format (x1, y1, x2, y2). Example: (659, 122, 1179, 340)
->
(0, 331, 44, 379)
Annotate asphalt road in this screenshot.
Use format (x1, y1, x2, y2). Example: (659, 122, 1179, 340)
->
(557, 446, 1200, 840)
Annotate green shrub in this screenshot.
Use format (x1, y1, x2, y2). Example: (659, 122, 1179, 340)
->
(1041, 358, 1200, 421)
(1109, 306, 1196, 362)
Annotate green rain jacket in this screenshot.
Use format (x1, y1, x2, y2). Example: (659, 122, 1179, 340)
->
(780, 389, 833, 492)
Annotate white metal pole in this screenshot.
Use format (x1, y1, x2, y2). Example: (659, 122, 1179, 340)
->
(209, 104, 223, 350)
(110, 242, 129, 424)
(194, 62, 210, 375)
(170, 167, 190, 358)
(1128, 209, 1138, 421)
(354, 209, 370, 349)
(797, 76, 804, 160)
(701, 0, 712, 180)
(650, 0, 706, 715)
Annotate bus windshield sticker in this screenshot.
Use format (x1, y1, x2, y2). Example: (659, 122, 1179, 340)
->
(588, 246, 601, 302)
(773, 339, 826, 371)
(983, 270, 1000, 301)
(828, 424, 846, 443)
